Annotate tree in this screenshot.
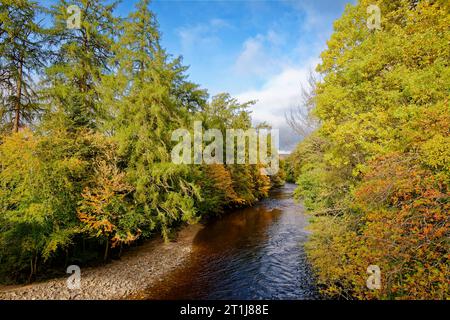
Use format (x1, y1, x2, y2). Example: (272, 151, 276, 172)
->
(0, 0, 280, 283)
(293, 0, 450, 299)
(198, 93, 272, 206)
(78, 147, 140, 260)
(0, 129, 87, 281)
(43, 0, 118, 130)
(0, 0, 47, 133)
(285, 71, 320, 138)
(101, 0, 202, 241)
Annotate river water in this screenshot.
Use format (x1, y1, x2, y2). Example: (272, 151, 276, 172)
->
(141, 183, 319, 300)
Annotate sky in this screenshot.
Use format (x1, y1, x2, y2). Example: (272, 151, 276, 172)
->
(41, 0, 354, 152)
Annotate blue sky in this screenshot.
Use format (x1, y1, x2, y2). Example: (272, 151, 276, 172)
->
(132, 0, 355, 151)
(40, 0, 354, 151)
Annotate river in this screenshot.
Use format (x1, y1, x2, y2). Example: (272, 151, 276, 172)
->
(140, 183, 319, 300)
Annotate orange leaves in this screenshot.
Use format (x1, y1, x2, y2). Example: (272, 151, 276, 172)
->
(350, 152, 450, 299)
(77, 147, 138, 248)
(310, 150, 449, 299)
(298, 0, 449, 300)
(205, 164, 244, 205)
(78, 211, 115, 235)
(111, 230, 141, 248)
(198, 163, 271, 216)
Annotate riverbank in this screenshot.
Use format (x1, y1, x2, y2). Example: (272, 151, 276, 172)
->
(0, 224, 203, 300)
(129, 184, 319, 300)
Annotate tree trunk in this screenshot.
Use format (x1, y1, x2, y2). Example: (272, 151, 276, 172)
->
(104, 238, 109, 261)
(64, 249, 69, 267)
(28, 254, 37, 283)
(34, 255, 38, 278)
(28, 257, 33, 283)
(118, 242, 123, 258)
(13, 58, 23, 133)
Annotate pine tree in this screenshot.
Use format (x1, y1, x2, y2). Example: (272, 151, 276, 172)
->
(102, 0, 202, 240)
(43, 0, 118, 130)
(0, 0, 47, 133)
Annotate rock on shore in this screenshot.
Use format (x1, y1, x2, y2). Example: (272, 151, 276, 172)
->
(0, 224, 202, 300)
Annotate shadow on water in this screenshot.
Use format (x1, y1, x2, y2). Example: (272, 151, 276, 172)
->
(141, 183, 320, 300)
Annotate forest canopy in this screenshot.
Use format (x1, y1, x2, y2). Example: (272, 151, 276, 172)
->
(0, 0, 283, 283)
(286, 0, 449, 299)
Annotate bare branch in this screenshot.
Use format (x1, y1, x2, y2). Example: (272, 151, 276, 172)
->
(285, 70, 320, 138)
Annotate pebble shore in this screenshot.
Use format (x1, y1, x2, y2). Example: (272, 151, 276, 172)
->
(0, 224, 202, 300)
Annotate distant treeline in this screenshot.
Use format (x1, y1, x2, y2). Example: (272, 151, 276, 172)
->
(286, 0, 449, 299)
(0, 0, 284, 283)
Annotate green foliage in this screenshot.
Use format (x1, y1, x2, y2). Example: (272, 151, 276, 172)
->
(292, 0, 449, 299)
(100, 0, 202, 241)
(195, 93, 273, 214)
(77, 142, 140, 260)
(0, 0, 276, 282)
(43, 0, 118, 129)
(0, 128, 99, 280)
(0, 0, 47, 133)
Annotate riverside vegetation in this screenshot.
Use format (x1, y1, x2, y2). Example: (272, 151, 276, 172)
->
(0, 0, 448, 301)
(0, 0, 283, 283)
(285, 0, 449, 299)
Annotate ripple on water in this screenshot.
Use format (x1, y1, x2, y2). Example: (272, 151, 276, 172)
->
(142, 183, 320, 300)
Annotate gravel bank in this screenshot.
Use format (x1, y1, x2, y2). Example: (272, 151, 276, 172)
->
(0, 224, 202, 300)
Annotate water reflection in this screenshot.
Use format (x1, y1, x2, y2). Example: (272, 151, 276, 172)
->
(141, 183, 319, 300)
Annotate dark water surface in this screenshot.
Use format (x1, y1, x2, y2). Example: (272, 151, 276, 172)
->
(143, 183, 319, 300)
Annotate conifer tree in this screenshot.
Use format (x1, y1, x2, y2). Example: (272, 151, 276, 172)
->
(0, 0, 278, 282)
(102, 0, 202, 240)
(0, 0, 47, 133)
(43, 0, 118, 130)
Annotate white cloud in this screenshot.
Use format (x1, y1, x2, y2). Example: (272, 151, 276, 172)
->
(266, 29, 285, 46)
(233, 30, 288, 76)
(230, 0, 349, 150)
(236, 64, 311, 126)
(178, 19, 230, 51)
(235, 59, 319, 151)
(209, 18, 230, 28)
(234, 36, 267, 76)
